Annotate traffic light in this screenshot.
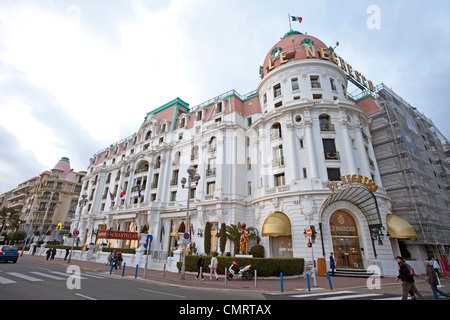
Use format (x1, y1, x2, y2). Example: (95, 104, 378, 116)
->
(307, 240, 312, 248)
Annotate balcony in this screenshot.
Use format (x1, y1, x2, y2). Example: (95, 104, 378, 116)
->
(324, 151, 340, 160)
(272, 157, 285, 167)
(320, 124, 335, 132)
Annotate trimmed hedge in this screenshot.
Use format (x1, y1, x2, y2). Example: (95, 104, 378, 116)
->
(177, 255, 304, 277)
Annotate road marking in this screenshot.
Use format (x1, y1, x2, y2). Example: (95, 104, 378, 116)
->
(320, 293, 383, 300)
(50, 271, 88, 279)
(7, 272, 43, 282)
(290, 290, 356, 298)
(373, 296, 402, 300)
(81, 272, 107, 279)
(139, 288, 187, 299)
(0, 275, 17, 284)
(30, 271, 66, 280)
(75, 293, 98, 300)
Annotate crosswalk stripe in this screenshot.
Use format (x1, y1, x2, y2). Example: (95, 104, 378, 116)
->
(7, 272, 43, 282)
(320, 293, 383, 300)
(49, 271, 88, 279)
(81, 272, 107, 279)
(290, 290, 355, 298)
(0, 275, 17, 284)
(30, 271, 66, 280)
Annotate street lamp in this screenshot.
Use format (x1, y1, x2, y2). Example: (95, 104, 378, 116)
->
(68, 193, 88, 263)
(180, 166, 200, 280)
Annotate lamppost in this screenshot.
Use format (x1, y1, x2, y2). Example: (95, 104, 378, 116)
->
(68, 193, 88, 263)
(180, 166, 200, 280)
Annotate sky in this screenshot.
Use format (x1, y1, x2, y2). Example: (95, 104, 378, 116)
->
(1, 0, 449, 194)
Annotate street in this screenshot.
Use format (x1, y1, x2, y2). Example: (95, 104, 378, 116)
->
(0, 259, 265, 300)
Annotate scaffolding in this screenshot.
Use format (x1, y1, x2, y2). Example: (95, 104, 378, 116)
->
(369, 83, 450, 259)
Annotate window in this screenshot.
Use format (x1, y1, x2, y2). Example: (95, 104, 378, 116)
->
(207, 159, 216, 176)
(319, 114, 334, 131)
(323, 139, 339, 160)
(274, 101, 283, 108)
(330, 78, 337, 91)
(180, 118, 185, 128)
(196, 111, 202, 121)
(303, 168, 307, 178)
(207, 181, 215, 195)
(274, 173, 285, 186)
(216, 102, 223, 114)
(171, 170, 179, 185)
(271, 123, 282, 140)
(327, 168, 341, 181)
(310, 76, 321, 88)
(291, 78, 299, 91)
(313, 94, 322, 100)
(273, 83, 282, 98)
(248, 181, 252, 195)
(170, 191, 177, 202)
(209, 136, 216, 152)
(273, 145, 284, 166)
(263, 93, 267, 104)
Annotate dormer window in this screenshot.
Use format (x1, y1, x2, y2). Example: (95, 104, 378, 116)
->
(196, 111, 203, 121)
(216, 102, 223, 114)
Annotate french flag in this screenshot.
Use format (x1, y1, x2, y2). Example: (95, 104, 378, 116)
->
(292, 16, 302, 23)
(120, 186, 126, 198)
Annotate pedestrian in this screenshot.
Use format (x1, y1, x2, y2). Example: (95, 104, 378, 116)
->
(329, 252, 336, 276)
(46, 248, 51, 261)
(195, 254, 205, 280)
(51, 247, 57, 260)
(117, 251, 123, 269)
(431, 258, 441, 278)
(210, 253, 219, 281)
(425, 260, 449, 300)
(64, 247, 70, 260)
(112, 250, 118, 270)
(106, 252, 113, 266)
(395, 256, 423, 300)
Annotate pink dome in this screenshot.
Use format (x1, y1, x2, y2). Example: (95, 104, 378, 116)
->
(261, 31, 329, 79)
(53, 157, 71, 173)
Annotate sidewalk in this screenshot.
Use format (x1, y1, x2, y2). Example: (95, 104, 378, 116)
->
(20, 253, 425, 295)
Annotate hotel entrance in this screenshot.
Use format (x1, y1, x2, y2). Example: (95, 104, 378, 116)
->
(330, 210, 363, 269)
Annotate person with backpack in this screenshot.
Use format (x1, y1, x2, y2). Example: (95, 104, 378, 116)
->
(395, 256, 423, 300)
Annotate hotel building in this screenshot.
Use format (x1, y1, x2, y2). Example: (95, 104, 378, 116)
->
(72, 29, 449, 275)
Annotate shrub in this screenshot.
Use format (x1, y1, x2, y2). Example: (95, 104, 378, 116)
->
(249, 244, 264, 258)
(177, 255, 304, 277)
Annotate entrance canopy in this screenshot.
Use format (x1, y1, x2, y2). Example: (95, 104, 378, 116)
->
(319, 183, 382, 227)
(262, 212, 291, 237)
(386, 214, 417, 240)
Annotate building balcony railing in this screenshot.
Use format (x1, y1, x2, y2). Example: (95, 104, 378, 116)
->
(320, 124, 335, 132)
(324, 151, 340, 160)
(272, 157, 285, 167)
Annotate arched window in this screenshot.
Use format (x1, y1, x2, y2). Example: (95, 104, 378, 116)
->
(51, 193, 59, 201)
(209, 136, 217, 152)
(319, 114, 334, 131)
(145, 130, 152, 140)
(271, 123, 282, 140)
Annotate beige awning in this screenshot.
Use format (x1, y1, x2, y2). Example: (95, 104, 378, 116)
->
(262, 212, 291, 237)
(386, 214, 418, 240)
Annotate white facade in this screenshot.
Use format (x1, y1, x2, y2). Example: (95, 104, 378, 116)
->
(72, 31, 398, 275)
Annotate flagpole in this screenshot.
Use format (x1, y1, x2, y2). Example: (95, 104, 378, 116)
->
(288, 13, 292, 30)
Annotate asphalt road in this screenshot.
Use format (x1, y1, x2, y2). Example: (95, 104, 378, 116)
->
(0, 259, 266, 300)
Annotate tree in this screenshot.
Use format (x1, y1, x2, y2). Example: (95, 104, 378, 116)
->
(204, 222, 211, 255)
(219, 223, 227, 255)
(225, 223, 260, 255)
(0, 207, 20, 234)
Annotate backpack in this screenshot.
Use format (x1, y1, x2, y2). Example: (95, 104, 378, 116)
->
(405, 263, 416, 276)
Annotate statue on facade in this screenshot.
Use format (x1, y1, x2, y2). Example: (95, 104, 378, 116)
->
(239, 224, 249, 254)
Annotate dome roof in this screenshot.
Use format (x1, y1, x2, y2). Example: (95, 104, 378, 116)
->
(261, 31, 330, 79)
(53, 157, 71, 173)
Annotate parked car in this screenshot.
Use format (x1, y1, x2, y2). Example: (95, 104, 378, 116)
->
(0, 245, 19, 263)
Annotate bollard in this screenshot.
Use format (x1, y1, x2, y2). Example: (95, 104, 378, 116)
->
(135, 264, 139, 279)
(163, 263, 166, 278)
(254, 269, 257, 288)
(199, 266, 202, 280)
(110, 262, 114, 275)
(122, 263, 126, 277)
(306, 273, 311, 292)
(280, 272, 284, 293)
(225, 267, 227, 285)
(326, 272, 334, 290)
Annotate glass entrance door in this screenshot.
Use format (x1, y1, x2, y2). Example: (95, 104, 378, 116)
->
(330, 210, 364, 269)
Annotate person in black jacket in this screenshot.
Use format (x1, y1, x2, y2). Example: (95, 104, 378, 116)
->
(195, 254, 205, 281)
(395, 256, 423, 300)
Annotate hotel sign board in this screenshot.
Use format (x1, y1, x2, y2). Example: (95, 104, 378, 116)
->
(97, 230, 139, 241)
(327, 175, 378, 193)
